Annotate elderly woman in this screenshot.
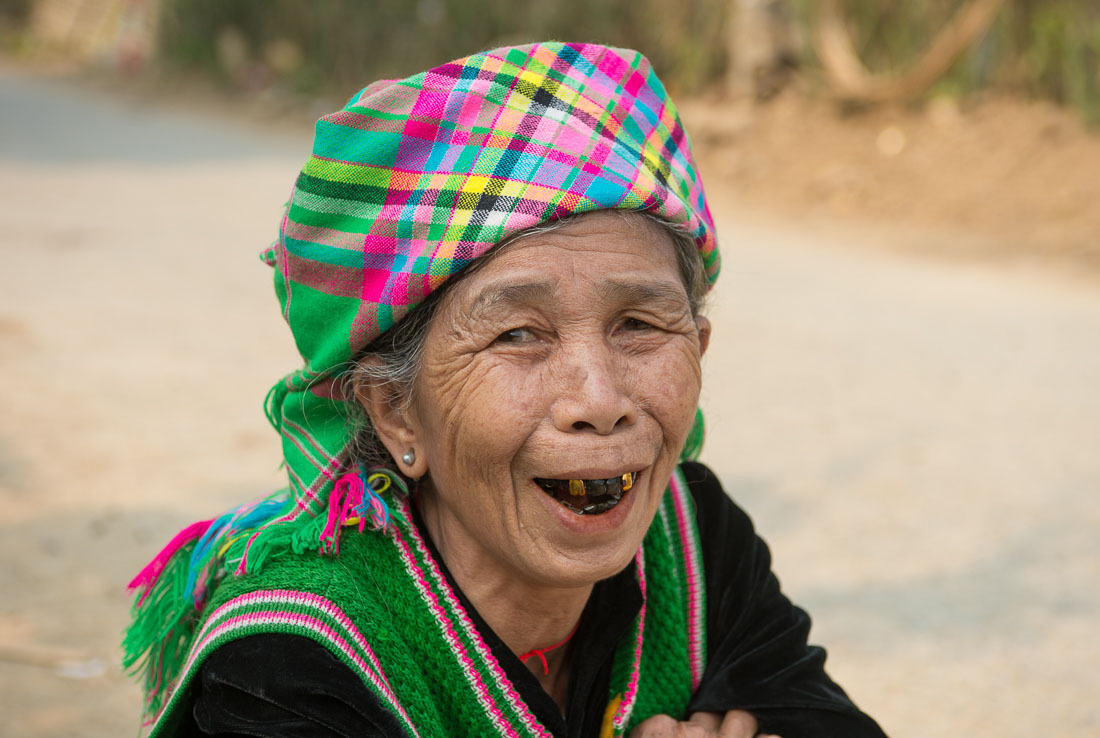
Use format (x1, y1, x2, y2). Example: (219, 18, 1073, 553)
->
(125, 43, 888, 738)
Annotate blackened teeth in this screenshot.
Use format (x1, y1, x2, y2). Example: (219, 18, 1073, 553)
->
(534, 472, 636, 515)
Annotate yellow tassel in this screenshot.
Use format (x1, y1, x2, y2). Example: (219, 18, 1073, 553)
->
(599, 694, 623, 738)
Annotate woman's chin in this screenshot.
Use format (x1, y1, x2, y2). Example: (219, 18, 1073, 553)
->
(518, 471, 656, 586)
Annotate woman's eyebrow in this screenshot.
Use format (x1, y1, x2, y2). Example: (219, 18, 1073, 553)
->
(468, 281, 556, 318)
(598, 280, 690, 310)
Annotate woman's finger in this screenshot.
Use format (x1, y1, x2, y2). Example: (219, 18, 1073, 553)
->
(629, 714, 680, 737)
(629, 713, 725, 737)
(718, 709, 759, 737)
(688, 712, 722, 731)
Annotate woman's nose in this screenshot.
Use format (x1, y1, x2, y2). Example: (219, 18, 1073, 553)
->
(551, 343, 636, 435)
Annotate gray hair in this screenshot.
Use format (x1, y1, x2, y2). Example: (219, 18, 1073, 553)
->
(342, 210, 709, 469)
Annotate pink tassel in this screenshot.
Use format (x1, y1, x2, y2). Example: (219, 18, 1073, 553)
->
(319, 470, 393, 554)
(320, 472, 363, 555)
(128, 519, 214, 605)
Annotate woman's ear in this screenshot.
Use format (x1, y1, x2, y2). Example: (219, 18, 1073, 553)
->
(354, 365, 429, 479)
(694, 314, 712, 357)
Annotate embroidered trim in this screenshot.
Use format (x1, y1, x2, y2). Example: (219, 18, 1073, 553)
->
(611, 547, 647, 733)
(669, 468, 706, 689)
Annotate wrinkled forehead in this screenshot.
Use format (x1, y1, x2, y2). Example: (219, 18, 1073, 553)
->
(432, 211, 691, 322)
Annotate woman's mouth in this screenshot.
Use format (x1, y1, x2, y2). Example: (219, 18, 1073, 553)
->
(534, 472, 636, 515)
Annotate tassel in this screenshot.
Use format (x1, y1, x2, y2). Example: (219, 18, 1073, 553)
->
(356, 472, 392, 530)
(319, 468, 393, 554)
(122, 527, 210, 716)
(123, 490, 302, 718)
(319, 472, 360, 554)
(600, 694, 623, 738)
(128, 519, 214, 606)
(125, 468, 402, 716)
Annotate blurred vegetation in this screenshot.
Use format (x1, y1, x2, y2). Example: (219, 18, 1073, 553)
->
(0, 0, 31, 45)
(789, 0, 1100, 123)
(157, 0, 1100, 121)
(156, 0, 727, 99)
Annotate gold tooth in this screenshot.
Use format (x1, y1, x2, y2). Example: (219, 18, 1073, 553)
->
(568, 479, 585, 496)
(621, 472, 633, 492)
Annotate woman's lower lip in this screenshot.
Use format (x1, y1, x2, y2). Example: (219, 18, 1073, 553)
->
(530, 470, 646, 533)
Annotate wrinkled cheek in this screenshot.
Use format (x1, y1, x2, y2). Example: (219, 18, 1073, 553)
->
(432, 367, 541, 489)
(636, 355, 702, 449)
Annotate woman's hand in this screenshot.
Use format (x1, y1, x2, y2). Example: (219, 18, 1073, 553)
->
(628, 710, 781, 737)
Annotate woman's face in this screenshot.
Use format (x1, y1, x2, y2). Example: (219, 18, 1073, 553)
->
(402, 211, 709, 588)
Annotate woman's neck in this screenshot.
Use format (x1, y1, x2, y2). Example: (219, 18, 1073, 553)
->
(416, 491, 591, 709)
(459, 565, 587, 708)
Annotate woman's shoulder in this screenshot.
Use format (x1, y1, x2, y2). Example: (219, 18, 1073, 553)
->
(157, 529, 428, 736)
(203, 523, 399, 610)
(676, 461, 756, 540)
(676, 460, 732, 506)
(183, 527, 416, 691)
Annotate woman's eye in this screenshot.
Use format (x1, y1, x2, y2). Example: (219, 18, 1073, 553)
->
(622, 317, 654, 331)
(496, 327, 534, 344)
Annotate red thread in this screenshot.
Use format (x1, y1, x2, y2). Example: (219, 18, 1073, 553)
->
(518, 620, 581, 675)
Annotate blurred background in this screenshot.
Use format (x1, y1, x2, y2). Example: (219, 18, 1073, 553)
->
(1, 1, 1098, 736)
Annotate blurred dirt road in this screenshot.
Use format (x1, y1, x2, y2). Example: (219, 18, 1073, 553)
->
(2, 69, 1098, 737)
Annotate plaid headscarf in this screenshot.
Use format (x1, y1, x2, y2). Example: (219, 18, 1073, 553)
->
(126, 41, 719, 712)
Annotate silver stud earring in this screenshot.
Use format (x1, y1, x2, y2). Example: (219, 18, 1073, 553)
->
(401, 450, 416, 466)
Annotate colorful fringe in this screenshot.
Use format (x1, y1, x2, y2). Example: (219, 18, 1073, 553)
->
(123, 469, 405, 715)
